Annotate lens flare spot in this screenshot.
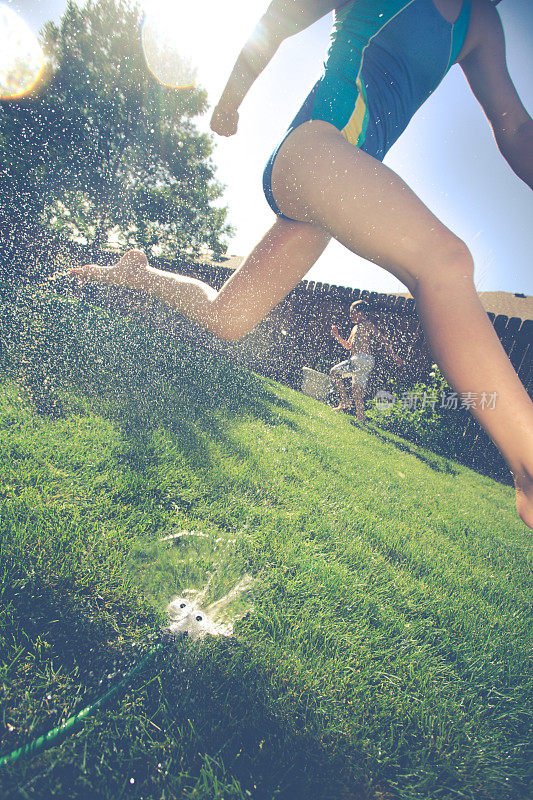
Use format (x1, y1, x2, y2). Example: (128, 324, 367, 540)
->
(140, 0, 262, 96)
(0, 3, 45, 100)
(141, 10, 196, 90)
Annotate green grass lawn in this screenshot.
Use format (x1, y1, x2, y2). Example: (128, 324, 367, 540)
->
(0, 287, 532, 800)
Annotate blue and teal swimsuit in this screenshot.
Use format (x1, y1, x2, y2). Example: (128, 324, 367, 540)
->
(263, 0, 472, 219)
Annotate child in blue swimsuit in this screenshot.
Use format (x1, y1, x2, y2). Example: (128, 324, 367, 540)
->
(72, 0, 533, 528)
(263, 0, 471, 218)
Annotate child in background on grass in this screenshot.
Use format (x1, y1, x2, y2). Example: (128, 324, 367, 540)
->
(330, 300, 403, 419)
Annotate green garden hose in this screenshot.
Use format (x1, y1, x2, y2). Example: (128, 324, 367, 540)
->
(0, 640, 169, 770)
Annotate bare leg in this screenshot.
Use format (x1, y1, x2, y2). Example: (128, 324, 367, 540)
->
(70, 218, 330, 341)
(330, 372, 352, 410)
(352, 383, 366, 422)
(271, 120, 533, 528)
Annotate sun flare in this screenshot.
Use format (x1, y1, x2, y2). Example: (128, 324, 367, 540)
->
(0, 2, 45, 100)
(141, 0, 267, 95)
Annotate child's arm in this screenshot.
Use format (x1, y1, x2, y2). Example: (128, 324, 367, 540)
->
(459, 0, 533, 190)
(331, 324, 351, 350)
(211, 0, 342, 136)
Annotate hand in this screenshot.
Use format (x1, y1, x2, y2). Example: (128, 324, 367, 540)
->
(331, 324, 339, 337)
(210, 105, 239, 137)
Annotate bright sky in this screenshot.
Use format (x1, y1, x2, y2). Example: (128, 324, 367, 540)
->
(7, 0, 533, 294)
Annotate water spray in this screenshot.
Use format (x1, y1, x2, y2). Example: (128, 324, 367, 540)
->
(0, 561, 254, 772)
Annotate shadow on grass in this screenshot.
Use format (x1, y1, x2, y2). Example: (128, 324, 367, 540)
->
(2, 575, 158, 694)
(2, 577, 367, 800)
(362, 421, 460, 477)
(157, 639, 369, 800)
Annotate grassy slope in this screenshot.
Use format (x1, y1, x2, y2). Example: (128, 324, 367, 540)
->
(0, 288, 532, 800)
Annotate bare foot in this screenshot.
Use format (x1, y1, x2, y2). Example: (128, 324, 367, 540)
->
(513, 466, 533, 530)
(333, 403, 352, 412)
(68, 249, 150, 292)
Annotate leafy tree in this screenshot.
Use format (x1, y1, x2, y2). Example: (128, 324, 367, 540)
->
(0, 0, 232, 274)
